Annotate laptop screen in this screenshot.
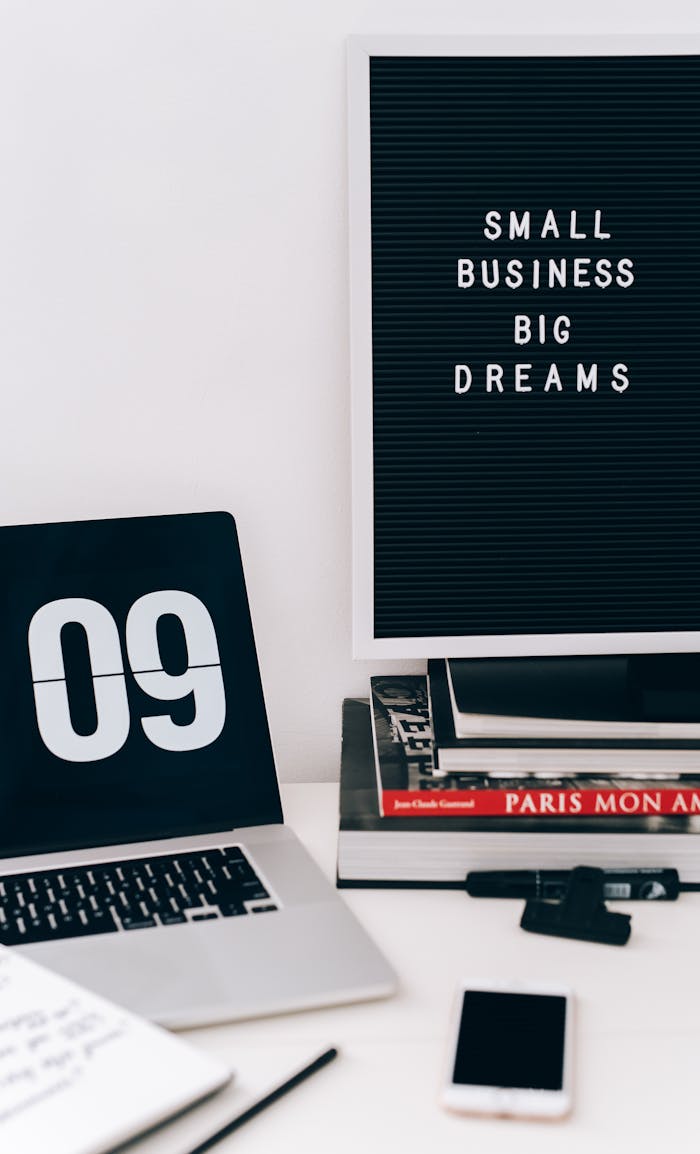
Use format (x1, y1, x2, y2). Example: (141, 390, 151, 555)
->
(0, 512, 283, 858)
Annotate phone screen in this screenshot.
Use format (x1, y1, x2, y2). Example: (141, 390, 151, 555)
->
(452, 990, 567, 1091)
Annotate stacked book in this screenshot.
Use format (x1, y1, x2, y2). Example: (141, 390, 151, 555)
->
(337, 658, 700, 887)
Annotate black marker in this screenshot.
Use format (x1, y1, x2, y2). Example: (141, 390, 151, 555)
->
(465, 867, 683, 901)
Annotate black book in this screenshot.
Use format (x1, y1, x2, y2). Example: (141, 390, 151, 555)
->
(445, 655, 700, 740)
(430, 660, 700, 775)
(337, 699, 700, 888)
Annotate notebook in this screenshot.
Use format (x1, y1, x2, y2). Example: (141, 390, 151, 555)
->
(0, 945, 230, 1154)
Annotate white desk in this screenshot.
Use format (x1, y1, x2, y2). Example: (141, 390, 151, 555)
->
(181, 784, 699, 1154)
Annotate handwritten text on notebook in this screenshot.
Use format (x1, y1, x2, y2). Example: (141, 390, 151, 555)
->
(0, 946, 228, 1154)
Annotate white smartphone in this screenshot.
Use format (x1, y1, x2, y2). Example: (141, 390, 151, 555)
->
(440, 979, 574, 1119)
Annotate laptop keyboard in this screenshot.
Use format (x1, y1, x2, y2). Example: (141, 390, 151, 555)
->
(0, 846, 279, 947)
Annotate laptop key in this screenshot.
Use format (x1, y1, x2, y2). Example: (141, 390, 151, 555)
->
(220, 902, 247, 917)
(119, 915, 157, 932)
(222, 848, 245, 862)
(241, 883, 269, 900)
(85, 911, 119, 935)
(158, 911, 187, 926)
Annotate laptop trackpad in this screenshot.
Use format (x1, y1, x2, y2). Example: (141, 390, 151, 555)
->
(20, 925, 227, 1023)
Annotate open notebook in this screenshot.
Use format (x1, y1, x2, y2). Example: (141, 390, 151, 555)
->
(0, 945, 231, 1154)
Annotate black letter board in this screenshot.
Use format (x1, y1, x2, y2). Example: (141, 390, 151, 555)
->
(350, 41, 700, 657)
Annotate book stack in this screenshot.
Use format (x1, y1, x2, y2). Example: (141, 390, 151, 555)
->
(337, 658, 700, 887)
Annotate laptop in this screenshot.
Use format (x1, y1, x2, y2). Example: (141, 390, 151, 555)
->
(0, 512, 396, 1026)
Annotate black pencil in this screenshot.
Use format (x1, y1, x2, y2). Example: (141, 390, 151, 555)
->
(185, 1047, 339, 1154)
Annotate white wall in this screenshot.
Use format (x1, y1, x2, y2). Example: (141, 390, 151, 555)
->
(0, 0, 697, 780)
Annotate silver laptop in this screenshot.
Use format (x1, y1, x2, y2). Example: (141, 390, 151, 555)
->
(0, 512, 396, 1026)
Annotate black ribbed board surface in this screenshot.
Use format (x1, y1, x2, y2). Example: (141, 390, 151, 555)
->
(370, 55, 700, 639)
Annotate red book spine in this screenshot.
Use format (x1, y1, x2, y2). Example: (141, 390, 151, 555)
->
(380, 788, 700, 817)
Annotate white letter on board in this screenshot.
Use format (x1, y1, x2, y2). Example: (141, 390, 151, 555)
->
(515, 364, 532, 393)
(509, 211, 531, 240)
(514, 316, 531, 345)
(483, 211, 502, 240)
(611, 364, 630, 393)
(455, 365, 472, 394)
(486, 365, 504, 393)
(457, 259, 475, 288)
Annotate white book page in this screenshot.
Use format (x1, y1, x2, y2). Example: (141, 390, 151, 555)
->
(0, 946, 231, 1154)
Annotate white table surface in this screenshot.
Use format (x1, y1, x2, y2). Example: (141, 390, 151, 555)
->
(175, 783, 700, 1153)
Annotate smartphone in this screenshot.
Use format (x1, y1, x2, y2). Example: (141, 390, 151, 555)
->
(441, 979, 574, 1119)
